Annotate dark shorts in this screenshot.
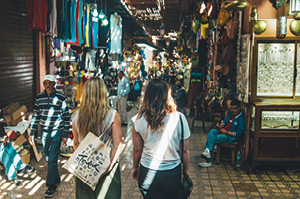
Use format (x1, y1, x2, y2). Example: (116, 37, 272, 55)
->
(134, 90, 142, 97)
(138, 164, 181, 199)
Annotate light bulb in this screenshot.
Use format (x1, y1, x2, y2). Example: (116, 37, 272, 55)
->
(92, 9, 98, 17)
(99, 10, 105, 19)
(103, 18, 108, 26)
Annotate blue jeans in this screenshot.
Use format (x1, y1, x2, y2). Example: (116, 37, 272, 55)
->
(205, 129, 229, 151)
(0, 142, 26, 180)
(42, 130, 63, 187)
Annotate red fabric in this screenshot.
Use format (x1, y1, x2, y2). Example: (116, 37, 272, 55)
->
(27, 0, 48, 33)
(223, 116, 234, 131)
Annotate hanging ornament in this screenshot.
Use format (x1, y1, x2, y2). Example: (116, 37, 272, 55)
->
(269, 0, 286, 10)
(222, 0, 249, 11)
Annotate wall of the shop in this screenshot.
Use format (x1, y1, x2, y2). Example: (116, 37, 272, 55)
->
(0, 0, 36, 111)
(243, 0, 288, 34)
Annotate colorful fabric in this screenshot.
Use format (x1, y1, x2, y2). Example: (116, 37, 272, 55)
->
(85, 4, 90, 47)
(0, 142, 26, 180)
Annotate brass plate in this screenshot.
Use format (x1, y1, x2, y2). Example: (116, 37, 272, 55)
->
(290, 20, 300, 36)
(222, 0, 249, 11)
(253, 20, 267, 35)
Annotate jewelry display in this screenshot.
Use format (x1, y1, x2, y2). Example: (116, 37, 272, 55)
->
(257, 43, 295, 96)
(260, 111, 299, 129)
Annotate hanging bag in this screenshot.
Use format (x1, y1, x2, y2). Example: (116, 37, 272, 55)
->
(178, 115, 193, 199)
(63, 118, 114, 191)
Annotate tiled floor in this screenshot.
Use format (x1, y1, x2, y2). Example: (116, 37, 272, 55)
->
(1, 106, 300, 198)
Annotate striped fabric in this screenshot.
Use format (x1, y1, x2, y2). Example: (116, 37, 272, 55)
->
(0, 142, 26, 180)
(30, 90, 70, 137)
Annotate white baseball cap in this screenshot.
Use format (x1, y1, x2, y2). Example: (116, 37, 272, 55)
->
(43, 75, 56, 82)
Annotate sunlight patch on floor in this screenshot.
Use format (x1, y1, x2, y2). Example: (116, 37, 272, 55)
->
(25, 176, 41, 189)
(65, 173, 73, 182)
(28, 179, 45, 195)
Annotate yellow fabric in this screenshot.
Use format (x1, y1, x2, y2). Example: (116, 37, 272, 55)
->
(200, 23, 209, 39)
(85, 4, 90, 47)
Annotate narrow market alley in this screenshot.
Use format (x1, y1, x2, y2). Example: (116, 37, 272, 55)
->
(1, 106, 300, 199)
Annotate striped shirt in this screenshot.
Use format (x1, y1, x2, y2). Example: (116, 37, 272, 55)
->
(30, 90, 70, 137)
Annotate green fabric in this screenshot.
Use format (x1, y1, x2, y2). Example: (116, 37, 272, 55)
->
(75, 162, 121, 199)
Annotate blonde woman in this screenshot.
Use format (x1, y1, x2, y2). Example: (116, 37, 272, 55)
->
(72, 77, 123, 199)
(132, 79, 191, 199)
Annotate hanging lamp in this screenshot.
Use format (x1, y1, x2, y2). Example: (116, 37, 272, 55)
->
(222, 0, 249, 11)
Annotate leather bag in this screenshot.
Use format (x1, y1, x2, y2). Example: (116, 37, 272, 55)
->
(177, 115, 193, 199)
(226, 12, 239, 40)
(217, 8, 231, 27)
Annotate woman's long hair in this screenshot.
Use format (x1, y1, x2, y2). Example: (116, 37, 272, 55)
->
(138, 79, 176, 132)
(77, 77, 110, 140)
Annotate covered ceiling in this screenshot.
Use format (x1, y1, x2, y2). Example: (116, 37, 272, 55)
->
(102, 0, 193, 37)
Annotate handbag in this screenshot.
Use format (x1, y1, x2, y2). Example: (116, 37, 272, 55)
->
(63, 121, 113, 191)
(178, 115, 193, 199)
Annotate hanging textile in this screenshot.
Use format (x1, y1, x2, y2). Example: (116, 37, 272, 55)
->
(85, 4, 90, 47)
(49, 0, 58, 36)
(26, 0, 48, 33)
(110, 12, 122, 54)
(81, 0, 85, 45)
(92, 17, 99, 49)
(69, 0, 77, 42)
(98, 14, 110, 48)
(46, 0, 53, 32)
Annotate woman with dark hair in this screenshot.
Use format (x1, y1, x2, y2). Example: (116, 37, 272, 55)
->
(132, 79, 191, 199)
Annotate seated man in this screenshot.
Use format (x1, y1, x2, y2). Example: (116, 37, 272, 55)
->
(199, 100, 245, 167)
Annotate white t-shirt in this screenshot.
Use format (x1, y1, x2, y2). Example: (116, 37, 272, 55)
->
(132, 112, 190, 171)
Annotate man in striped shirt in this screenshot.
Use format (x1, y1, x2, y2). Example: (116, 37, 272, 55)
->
(29, 75, 70, 198)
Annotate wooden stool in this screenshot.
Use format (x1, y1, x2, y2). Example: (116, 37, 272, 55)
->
(216, 141, 240, 165)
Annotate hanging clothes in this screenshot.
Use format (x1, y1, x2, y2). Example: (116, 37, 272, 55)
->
(26, 0, 48, 33)
(98, 14, 110, 48)
(69, 0, 77, 42)
(78, 0, 84, 45)
(46, 0, 53, 33)
(81, 0, 86, 45)
(49, 0, 58, 36)
(56, 0, 62, 38)
(85, 4, 90, 47)
(85, 50, 97, 71)
(92, 16, 99, 49)
(110, 12, 122, 54)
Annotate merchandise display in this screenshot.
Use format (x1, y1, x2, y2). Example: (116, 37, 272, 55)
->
(257, 43, 295, 97)
(260, 111, 300, 129)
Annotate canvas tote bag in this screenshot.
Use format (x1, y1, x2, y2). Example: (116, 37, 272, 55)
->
(63, 114, 114, 191)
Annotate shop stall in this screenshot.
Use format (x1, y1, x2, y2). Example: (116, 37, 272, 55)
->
(249, 38, 300, 167)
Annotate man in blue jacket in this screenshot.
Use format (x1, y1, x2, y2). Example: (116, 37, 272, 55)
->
(199, 100, 245, 167)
